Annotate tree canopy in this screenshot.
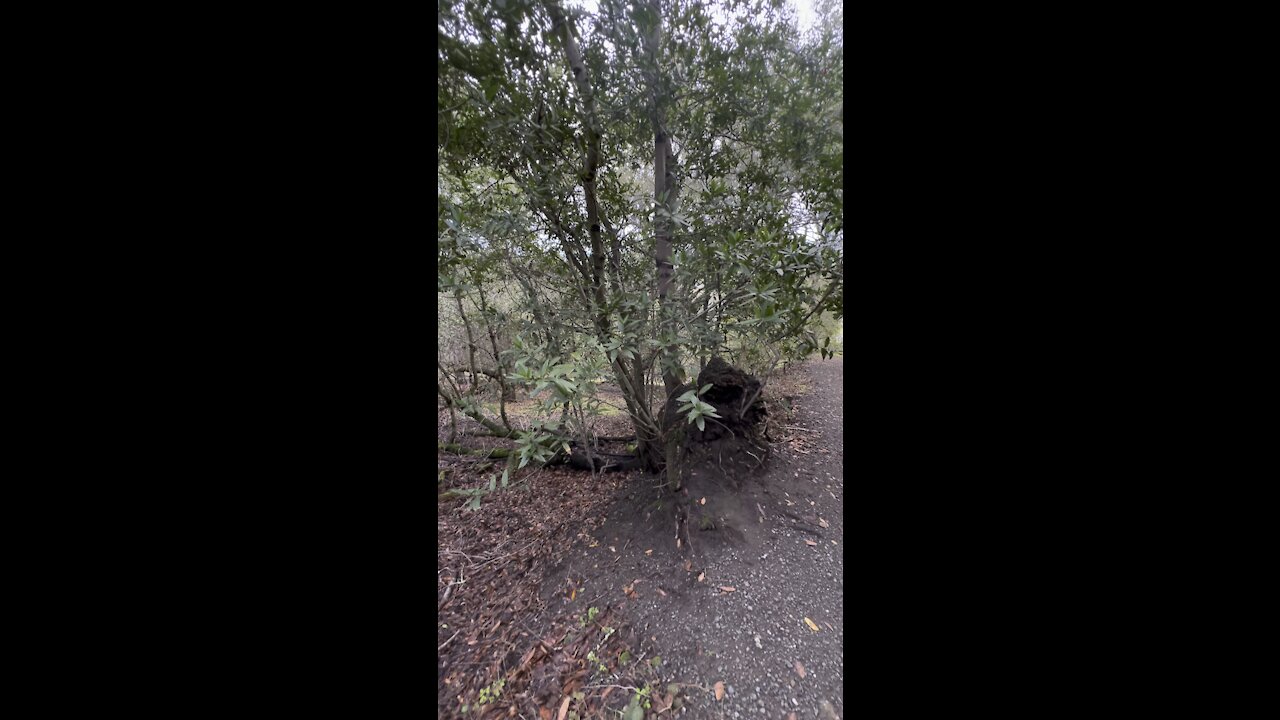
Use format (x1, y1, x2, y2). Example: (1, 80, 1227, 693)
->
(439, 0, 842, 478)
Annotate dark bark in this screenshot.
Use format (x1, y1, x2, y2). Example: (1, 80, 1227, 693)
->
(642, 0, 687, 485)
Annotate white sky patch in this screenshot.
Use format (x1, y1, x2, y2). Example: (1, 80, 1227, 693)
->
(790, 0, 818, 31)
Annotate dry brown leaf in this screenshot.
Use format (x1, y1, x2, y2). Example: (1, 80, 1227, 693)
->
(656, 587, 668, 597)
(539, 707, 553, 720)
(676, 537, 681, 548)
(818, 518, 829, 528)
(804, 539, 817, 546)
(557, 696, 571, 720)
(804, 617, 820, 632)
(713, 681, 725, 701)
(700, 497, 706, 505)
(788, 714, 797, 720)
(684, 559, 693, 572)
(719, 586, 736, 593)
(645, 549, 653, 556)
(794, 660, 806, 678)
(697, 572, 705, 582)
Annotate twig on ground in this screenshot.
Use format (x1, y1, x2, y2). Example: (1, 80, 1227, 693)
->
(790, 523, 824, 537)
(438, 630, 461, 651)
(584, 684, 641, 692)
(471, 539, 537, 571)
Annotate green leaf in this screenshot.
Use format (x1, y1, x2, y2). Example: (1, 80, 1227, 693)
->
(696, 416, 705, 431)
(488, 476, 496, 492)
(700, 384, 713, 395)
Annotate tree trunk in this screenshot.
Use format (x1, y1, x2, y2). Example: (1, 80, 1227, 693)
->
(643, 0, 687, 487)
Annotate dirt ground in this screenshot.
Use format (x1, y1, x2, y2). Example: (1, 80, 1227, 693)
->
(438, 358, 844, 719)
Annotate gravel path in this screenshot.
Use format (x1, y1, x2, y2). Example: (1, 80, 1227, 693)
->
(641, 357, 845, 719)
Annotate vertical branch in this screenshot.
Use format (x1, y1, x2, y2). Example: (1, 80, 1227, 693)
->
(453, 288, 481, 397)
(548, 2, 609, 338)
(475, 281, 513, 430)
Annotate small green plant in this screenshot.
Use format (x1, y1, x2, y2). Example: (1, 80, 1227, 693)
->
(619, 650, 631, 665)
(633, 684, 654, 710)
(677, 384, 722, 431)
(452, 474, 501, 511)
(476, 678, 505, 706)
(588, 606, 599, 623)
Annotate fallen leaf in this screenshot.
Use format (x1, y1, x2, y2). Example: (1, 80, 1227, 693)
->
(676, 537, 681, 548)
(645, 549, 653, 556)
(804, 539, 817, 546)
(788, 714, 797, 720)
(794, 660, 806, 678)
(539, 708, 553, 720)
(656, 588, 668, 597)
(804, 617, 820, 632)
(557, 696, 571, 720)
(601, 686, 614, 699)
(719, 586, 736, 593)
(569, 587, 576, 601)
(684, 559, 692, 572)
(700, 497, 706, 505)
(714, 681, 725, 701)
(818, 518, 829, 528)
(697, 572, 705, 582)
(609, 546, 616, 552)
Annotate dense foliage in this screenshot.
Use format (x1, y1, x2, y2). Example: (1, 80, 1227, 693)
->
(439, 0, 842, 477)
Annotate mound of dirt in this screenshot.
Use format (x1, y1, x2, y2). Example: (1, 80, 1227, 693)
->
(664, 357, 771, 485)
